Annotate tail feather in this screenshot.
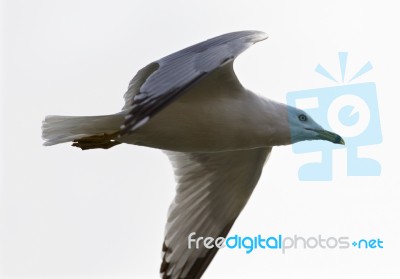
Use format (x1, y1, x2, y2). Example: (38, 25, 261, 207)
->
(42, 113, 125, 146)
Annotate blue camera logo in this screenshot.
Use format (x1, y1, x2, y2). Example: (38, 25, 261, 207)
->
(286, 52, 382, 181)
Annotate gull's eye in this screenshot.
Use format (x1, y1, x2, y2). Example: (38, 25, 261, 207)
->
(298, 114, 307, 121)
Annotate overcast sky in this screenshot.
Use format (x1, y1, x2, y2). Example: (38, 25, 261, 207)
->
(1, 0, 400, 278)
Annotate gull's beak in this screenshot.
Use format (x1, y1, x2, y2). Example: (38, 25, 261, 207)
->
(314, 129, 345, 145)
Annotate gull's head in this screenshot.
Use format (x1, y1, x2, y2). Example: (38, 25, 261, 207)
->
(287, 106, 345, 145)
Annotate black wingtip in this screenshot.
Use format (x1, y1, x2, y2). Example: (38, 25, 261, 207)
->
(160, 221, 235, 279)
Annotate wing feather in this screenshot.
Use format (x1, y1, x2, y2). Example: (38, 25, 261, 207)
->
(161, 147, 272, 279)
(121, 31, 268, 134)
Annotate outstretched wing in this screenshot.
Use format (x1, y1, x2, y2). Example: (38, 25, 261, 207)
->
(121, 30, 268, 133)
(161, 147, 272, 279)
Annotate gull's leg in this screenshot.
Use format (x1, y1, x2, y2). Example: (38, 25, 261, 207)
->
(72, 133, 121, 150)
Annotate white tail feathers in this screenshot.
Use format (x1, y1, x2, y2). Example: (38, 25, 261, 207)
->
(42, 113, 125, 146)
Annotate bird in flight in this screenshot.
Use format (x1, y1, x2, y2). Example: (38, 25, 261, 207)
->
(42, 31, 344, 279)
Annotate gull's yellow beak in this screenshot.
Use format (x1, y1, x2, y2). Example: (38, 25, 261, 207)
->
(315, 130, 345, 145)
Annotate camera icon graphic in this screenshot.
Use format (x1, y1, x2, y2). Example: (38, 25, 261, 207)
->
(286, 52, 382, 181)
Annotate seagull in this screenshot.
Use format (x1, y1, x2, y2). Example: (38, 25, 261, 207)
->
(42, 31, 344, 279)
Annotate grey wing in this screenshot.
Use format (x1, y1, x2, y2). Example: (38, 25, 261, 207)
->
(121, 30, 268, 133)
(161, 147, 272, 279)
(122, 62, 159, 111)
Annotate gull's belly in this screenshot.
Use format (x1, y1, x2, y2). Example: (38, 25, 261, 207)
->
(120, 95, 267, 152)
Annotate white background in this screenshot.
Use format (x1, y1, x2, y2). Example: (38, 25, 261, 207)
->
(1, 0, 400, 278)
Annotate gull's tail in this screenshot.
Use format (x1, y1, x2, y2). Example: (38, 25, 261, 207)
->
(42, 112, 125, 149)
